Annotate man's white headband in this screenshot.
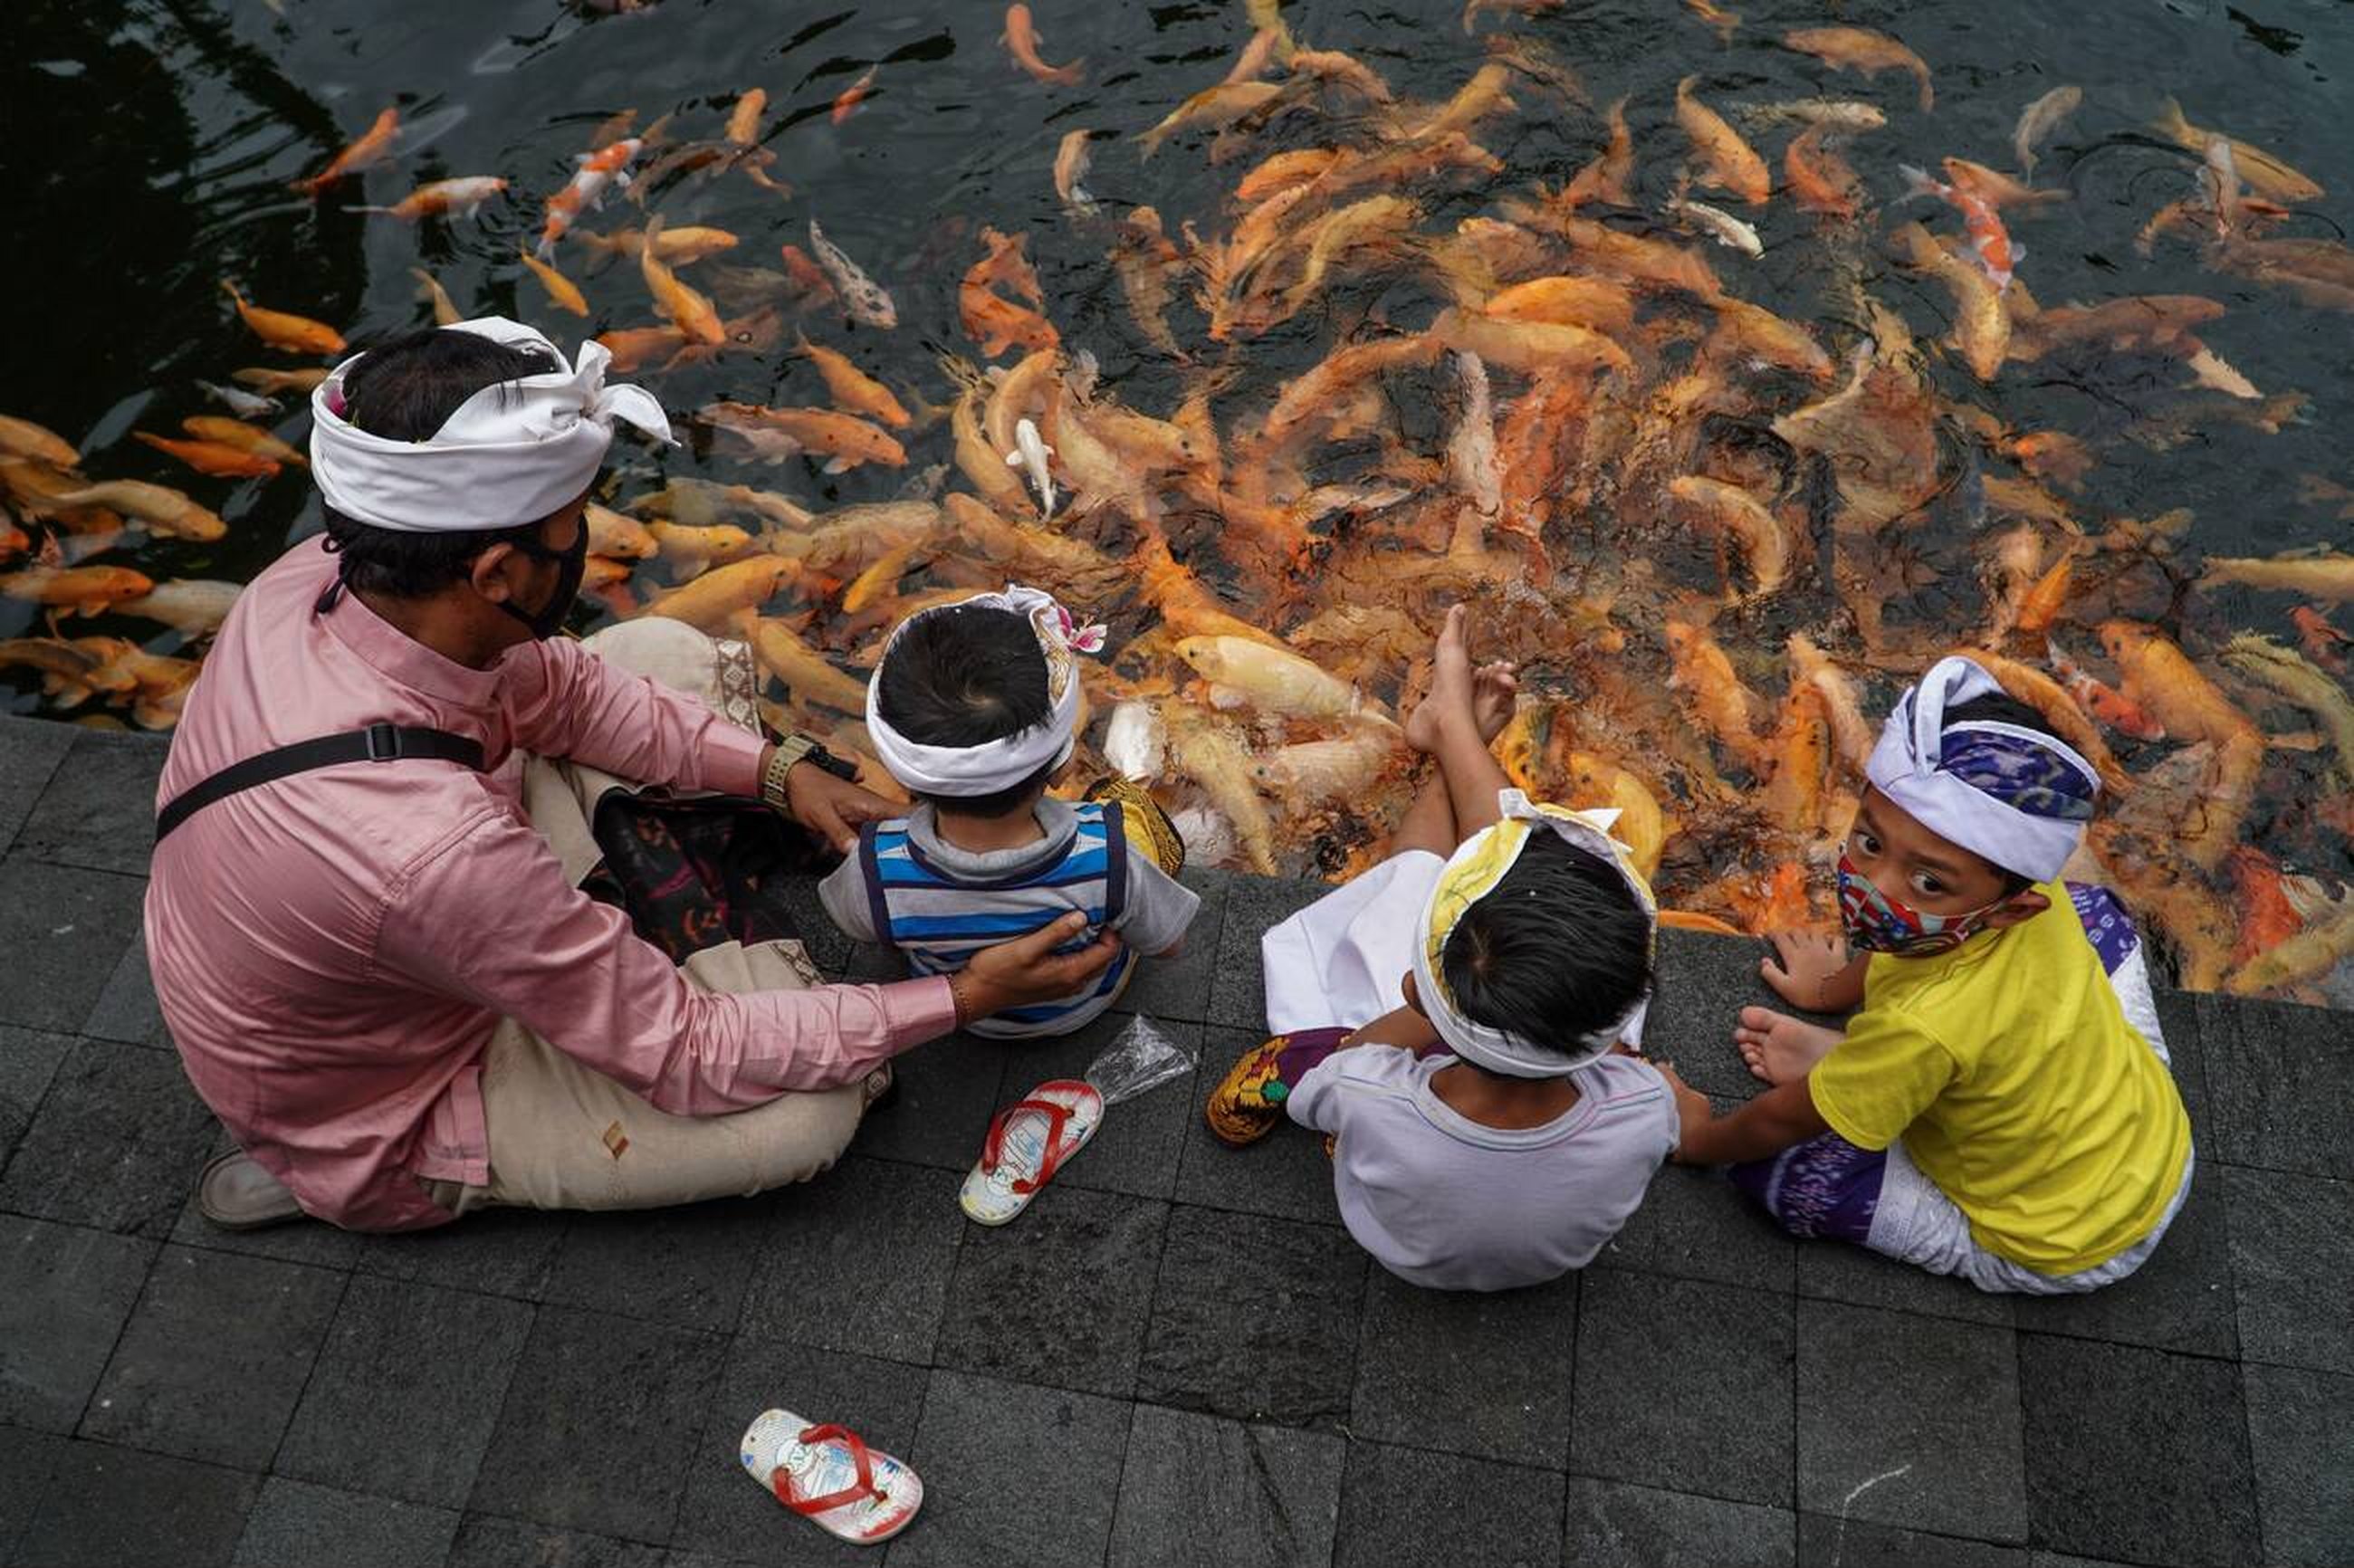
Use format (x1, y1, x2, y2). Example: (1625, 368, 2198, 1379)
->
(310, 316, 673, 533)
(1865, 655, 2102, 884)
(1409, 789, 1658, 1077)
(866, 585, 1106, 798)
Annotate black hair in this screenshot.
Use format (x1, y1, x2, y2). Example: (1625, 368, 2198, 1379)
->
(1439, 833, 1653, 1073)
(876, 604, 1058, 818)
(1938, 691, 2066, 894)
(318, 328, 557, 598)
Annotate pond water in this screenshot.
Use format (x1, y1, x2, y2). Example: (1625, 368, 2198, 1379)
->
(3, 0, 2350, 999)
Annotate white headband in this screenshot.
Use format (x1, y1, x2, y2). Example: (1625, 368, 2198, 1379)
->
(1865, 655, 2102, 884)
(866, 584, 1106, 798)
(310, 316, 673, 533)
(1410, 789, 1657, 1077)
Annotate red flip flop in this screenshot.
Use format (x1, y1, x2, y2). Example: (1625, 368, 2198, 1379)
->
(960, 1078, 1104, 1225)
(740, 1409, 922, 1545)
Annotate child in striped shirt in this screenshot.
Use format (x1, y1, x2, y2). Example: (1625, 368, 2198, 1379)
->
(818, 586, 1199, 1037)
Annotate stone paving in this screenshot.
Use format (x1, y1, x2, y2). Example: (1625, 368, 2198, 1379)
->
(0, 715, 2349, 1567)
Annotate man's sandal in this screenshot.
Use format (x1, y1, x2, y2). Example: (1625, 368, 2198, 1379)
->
(959, 1079, 1103, 1226)
(739, 1409, 922, 1545)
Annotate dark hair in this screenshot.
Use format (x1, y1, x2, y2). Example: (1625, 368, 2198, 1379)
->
(1440, 833, 1653, 1072)
(318, 328, 555, 598)
(876, 604, 1057, 818)
(1940, 691, 2067, 893)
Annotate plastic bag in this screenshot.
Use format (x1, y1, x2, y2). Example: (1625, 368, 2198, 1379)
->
(1083, 1015, 1196, 1106)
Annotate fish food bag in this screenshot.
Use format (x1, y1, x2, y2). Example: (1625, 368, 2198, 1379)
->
(1083, 1016, 1196, 1106)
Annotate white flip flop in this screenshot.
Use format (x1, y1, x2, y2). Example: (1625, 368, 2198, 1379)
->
(959, 1078, 1105, 1226)
(739, 1408, 922, 1545)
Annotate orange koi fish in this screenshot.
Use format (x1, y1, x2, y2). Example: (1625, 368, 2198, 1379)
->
(1002, 5, 1083, 87)
(517, 249, 589, 317)
(130, 433, 279, 481)
(1783, 26, 1932, 113)
(1901, 164, 2022, 292)
(220, 282, 347, 356)
(292, 106, 398, 196)
(2049, 635, 2166, 741)
(832, 67, 877, 125)
(537, 137, 640, 257)
(351, 176, 507, 221)
(2291, 605, 2350, 674)
(639, 217, 724, 344)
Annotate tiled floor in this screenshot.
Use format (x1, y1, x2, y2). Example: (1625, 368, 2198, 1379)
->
(1, 718, 2348, 1567)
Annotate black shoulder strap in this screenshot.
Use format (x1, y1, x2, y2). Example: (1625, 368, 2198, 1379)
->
(154, 722, 487, 843)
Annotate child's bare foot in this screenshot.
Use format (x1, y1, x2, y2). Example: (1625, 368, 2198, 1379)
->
(1732, 1007, 1844, 1085)
(1472, 660, 1518, 743)
(1402, 605, 1481, 753)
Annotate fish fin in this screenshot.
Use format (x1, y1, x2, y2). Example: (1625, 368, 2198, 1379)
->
(2011, 243, 2027, 263)
(823, 456, 854, 475)
(1006, 450, 1024, 465)
(343, 205, 393, 215)
(1896, 164, 1939, 202)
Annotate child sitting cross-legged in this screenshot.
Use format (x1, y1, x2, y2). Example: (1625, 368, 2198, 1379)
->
(818, 585, 1199, 1037)
(1661, 655, 2194, 1295)
(1207, 605, 1679, 1292)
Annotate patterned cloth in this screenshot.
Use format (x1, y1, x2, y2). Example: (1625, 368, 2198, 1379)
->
(1083, 776, 1187, 876)
(1203, 1028, 1353, 1146)
(579, 795, 829, 964)
(1938, 728, 2100, 823)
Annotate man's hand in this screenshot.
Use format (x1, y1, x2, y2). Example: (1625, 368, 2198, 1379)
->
(779, 760, 898, 855)
(957, 913, 1123, 1020)
(1654, 1062, 1720, 1165)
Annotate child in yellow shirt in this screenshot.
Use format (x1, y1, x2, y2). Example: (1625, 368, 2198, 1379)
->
(1663, 655, 2194, 1294)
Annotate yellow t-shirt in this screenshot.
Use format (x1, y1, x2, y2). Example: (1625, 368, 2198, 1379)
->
(1806, 881, 2192, 1275)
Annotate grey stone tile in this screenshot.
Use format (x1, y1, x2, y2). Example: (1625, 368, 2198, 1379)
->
(0, 1217, 155, 1433)
(2225, 1164, 2354, 1374)
(353, 1205, 568, 1301)
(2195, 992, 2353, 1180)
(1172, 1026, 1345, 1228)
(1206, 875, 1331, 1031)
(777, 876, 854, 979)
(2011, 1162, 2235, 1356)
(933, 1187, 1165, 1400)
(741, 1158, 962, 1366)
(2025, 1556, 2145, 1568)
(1641, 929, 1802, 1101)
(1118, 866, 1230, 1024)
(673, 1337, 929, 1567)
(0, 718, 76, 854)
(14, 731, 166, 877)
(1794, 1240, 2014, 1328)
(1334, 1440, 1565, 1568)
(167, 1151, 363, 1271)
(1562, 1477, 1795, 1568)
(1352, 1268, 1579, 1469)
(13, 1441, 259, 1568)
(469, 1306, 722, 1544)
(1570, 1270, 1794, 1508)
(1139, 1205, 1366, 1429)
(1108, 1404, 1344, 1568)
(0, 1035, 215, 1239)
(2017, 1334, 2259, 1567)
(544, 1194, 774, 1335)
(79, 934, 167, 1049)
(276, 1274, 532, 1507)
(0, 1423, 62, 1563)
(1794, 1515, 2027, 1567)
(992, 1013, 1201, 1200)
(889, 1369, 1130, 1568)
(80, 1244, 343, 1469)
(230, 1477, 459, 1568)
(446, 1514, 668, 1568)
(1595, 1163, 1795, 1294)
(1794, 1299, 2025, 1543)
(0, 860, 149, 1035)
(0, 1026, 73, 1171)
(2243, 1362, 2354, 1568)
(847, 1034, 1005, 1171)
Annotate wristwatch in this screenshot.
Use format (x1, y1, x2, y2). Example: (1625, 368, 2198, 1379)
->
(761, 733, 859, 808)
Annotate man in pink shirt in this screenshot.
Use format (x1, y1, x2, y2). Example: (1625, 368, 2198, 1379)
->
(147, 320, 1115, 1232)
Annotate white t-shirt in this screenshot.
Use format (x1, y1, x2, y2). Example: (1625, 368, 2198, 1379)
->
(1285, 1047, 1679, 1292)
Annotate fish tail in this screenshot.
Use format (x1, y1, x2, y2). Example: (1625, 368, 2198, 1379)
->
(2154, 95, 2189, 140)
(342, 205, 394, 215)
(1897, 163, 1940, 201)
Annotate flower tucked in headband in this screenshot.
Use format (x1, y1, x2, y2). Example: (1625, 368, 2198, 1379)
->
(310, 316, 673, 534)
(866, 584, 1105, 798)
(1409, 790, 1659, 1077)
(1865, 655, 2102, 884)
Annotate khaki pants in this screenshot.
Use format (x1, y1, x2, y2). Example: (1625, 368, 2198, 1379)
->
(433, 618, 866, 1217)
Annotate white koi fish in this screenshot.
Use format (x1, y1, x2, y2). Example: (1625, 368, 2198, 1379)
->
(1005, 416, 1057, 515)
(807, 219, 899, 329)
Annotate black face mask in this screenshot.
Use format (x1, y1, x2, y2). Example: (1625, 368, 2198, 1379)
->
(495, 522, 588, 640)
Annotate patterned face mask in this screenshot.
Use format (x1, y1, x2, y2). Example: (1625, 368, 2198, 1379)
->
(1835, 851, 2014, 957)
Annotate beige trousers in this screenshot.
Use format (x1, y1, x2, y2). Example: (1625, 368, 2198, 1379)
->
(434, 618, 866, 1217)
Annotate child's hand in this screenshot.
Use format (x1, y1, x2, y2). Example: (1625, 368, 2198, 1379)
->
(1759, 930, 1850, 1011)
(1652, 1062, 1719, 1164)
